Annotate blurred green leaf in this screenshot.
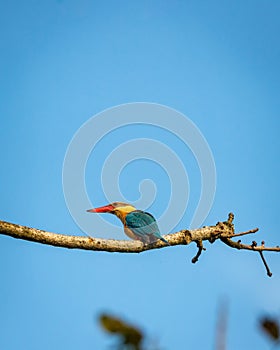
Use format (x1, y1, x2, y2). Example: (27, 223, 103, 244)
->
(99, 313, 143, 350)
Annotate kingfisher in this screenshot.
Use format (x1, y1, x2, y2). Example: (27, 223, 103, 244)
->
(87, 202, 169, 245)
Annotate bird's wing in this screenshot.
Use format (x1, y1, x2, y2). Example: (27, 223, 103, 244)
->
(125, 210, 162, 239)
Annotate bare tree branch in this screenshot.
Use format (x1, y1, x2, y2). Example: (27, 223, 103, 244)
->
(220, 237, 280, 252)
(227, 228, 259, 238)
(0, 213, 279, 276)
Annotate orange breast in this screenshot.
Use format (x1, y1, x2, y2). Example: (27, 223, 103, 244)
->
(124, 226, 141, 241)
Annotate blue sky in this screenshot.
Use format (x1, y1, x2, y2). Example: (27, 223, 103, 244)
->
(0, 1, 280, 349)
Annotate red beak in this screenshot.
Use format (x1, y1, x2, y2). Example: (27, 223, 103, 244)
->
(87, 204, 115, 213)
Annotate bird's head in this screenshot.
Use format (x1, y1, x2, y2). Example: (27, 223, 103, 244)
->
(87, 202, 136, 216)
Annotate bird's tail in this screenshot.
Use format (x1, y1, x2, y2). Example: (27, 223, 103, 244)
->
(160, 237, 170, 245)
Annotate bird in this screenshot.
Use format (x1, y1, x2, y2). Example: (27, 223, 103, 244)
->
(87, 202, 169, 245)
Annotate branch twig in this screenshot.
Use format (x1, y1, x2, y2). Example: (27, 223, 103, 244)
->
(259, 251, 273, 277)
(192, 240, 206, 263)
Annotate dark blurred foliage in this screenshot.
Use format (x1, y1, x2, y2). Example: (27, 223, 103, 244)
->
(98, 310, 280, 349)
(99, 313, 144, 350)
(260, 316, 280, 344)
